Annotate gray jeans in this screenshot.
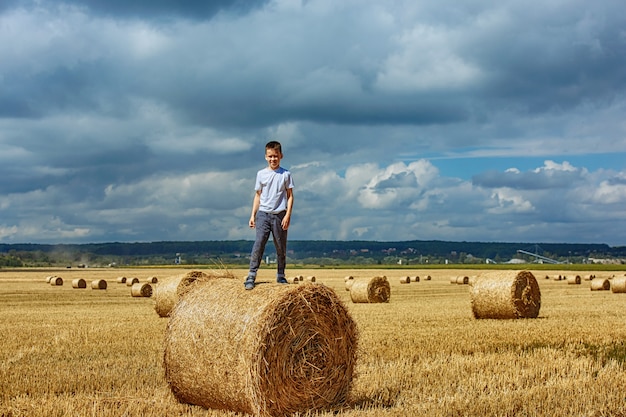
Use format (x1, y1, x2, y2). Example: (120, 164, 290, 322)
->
(248, 210, 287, 279)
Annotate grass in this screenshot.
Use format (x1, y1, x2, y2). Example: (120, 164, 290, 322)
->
(1, 267, 626, 416)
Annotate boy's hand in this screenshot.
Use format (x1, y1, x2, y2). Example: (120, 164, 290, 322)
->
(249, 216, 255, 228)
(281, 216, 290, 230)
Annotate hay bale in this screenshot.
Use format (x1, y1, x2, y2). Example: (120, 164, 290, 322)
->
(584, 274, 595, 281)
(126, 277, 140, 286)
(413, 276, 420, 282)
(72, 278, 87, 289)
(146, 276, 158, 283)
(155, 270, 233, 318)
(449, 276, 457, 284)
(344, 276, 354, 282)
(50, 277, 63, 286)
(305, 276, 316, 283)
(91, 279, 107, 290)
(164, 280, 358, 416)
(116, 276, 127, 284)
(612, 277, 626, 293)
(469, 270, 541, 319)
(456, 276, 469, 285)
(424, 275, 431, 281)
(131, 282, 153, 297)
(590, 278, 610, 291)
(349, 276, 390, 303)
(345, 279, 355, 291)
(566, 275, 581, 285)
(45, 275, 55, 283)
(289, 276, 300, 284)
(400, 276, 410, 284)
(298, 275, 304, 281)
(552, 275, 563, 281)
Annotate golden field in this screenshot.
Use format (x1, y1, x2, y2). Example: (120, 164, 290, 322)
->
(1, 267, 626, 417)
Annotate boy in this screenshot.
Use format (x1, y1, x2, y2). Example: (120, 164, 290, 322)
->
(244, 141, 294, 290)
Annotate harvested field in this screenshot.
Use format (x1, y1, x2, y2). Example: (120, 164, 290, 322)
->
(1, 266, 626, 417)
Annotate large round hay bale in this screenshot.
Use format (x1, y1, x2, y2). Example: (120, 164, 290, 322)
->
(612, 277, 626, 293)
(126, 277, 140, 287)
(131, 282, 153, 297)
(469, 271, 541, 319)
(116, 276, 127, 284)
(72, 278, 87, 289)
(456, 276, 469, 285)
(566, 275, 581, 285)
(590, 278, 610, 291)
(164, 280, 358, 417)
(50, 276, 63, 286)
(155, 270, 233, 318)
(349, 276, 390, 303)
(91, 279, 107, 290)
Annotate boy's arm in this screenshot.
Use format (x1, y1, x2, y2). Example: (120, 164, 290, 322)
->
(249, 190, 261, 228)
(281, 188, 294, 230)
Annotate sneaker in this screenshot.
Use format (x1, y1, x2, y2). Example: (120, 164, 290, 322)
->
(244, 277, 255, 290)
(276, 277, 288, 284)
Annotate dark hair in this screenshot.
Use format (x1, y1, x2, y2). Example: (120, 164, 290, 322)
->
(265, 141, 282, 153)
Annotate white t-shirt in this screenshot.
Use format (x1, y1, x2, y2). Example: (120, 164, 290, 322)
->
(255, 167, 294, 214)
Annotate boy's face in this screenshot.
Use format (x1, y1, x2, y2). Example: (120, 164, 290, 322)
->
(265, 148, 282, 170)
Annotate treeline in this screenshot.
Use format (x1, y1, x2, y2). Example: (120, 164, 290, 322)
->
(1, 240, 624, 267)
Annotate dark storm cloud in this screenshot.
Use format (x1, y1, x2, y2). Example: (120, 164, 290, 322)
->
(0, 1, 625, 245)
(1, 0, 269, 19)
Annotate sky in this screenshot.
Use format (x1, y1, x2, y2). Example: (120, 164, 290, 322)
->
(1, 0, 625, 246)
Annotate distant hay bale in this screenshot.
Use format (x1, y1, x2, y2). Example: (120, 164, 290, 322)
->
(164, 280, 358, 417)
(456, 276, 469, 285)
(450, 276, 458, 284)
(116, 276, 127, 284)
(611, 277, 626, 293)
(50, 276, 63, 286)
(349, 276, 390, 303)
(590, 278, 610, 291)
(566, 275, 581, 285)
(305, 276, 316, 283)
(400, 276, 410, 284)
(345, 279, 355, 291)
(45, 275, 55, 283)
(424, 275, 431, 281)
(413, 276, 420, 282)
(155, 270, 234, 318)
(344, 276, 354, 282)
(72, 278, 87, 289)
(146, 276, 158, 283)
(298, 275, 304, 281)
(584, 274, 595, 281)
(126, 277, 140, 286)
(469, 270, 541, 319)
(131, 282, 153, 297)
(289, 276, 300, 284)
(91, 279, 107, 290)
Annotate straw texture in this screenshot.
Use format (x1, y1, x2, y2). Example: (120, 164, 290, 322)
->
(131, 282, 153, 297)
(469, 271, 541, 319)
(155, 270, 233, 317)
(72, 278, 87, 289)
(164, 280, 358, 417)
(611, 277, 626, 293)
(349, 276, 390, 303)
(590, 278, 610, 291)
